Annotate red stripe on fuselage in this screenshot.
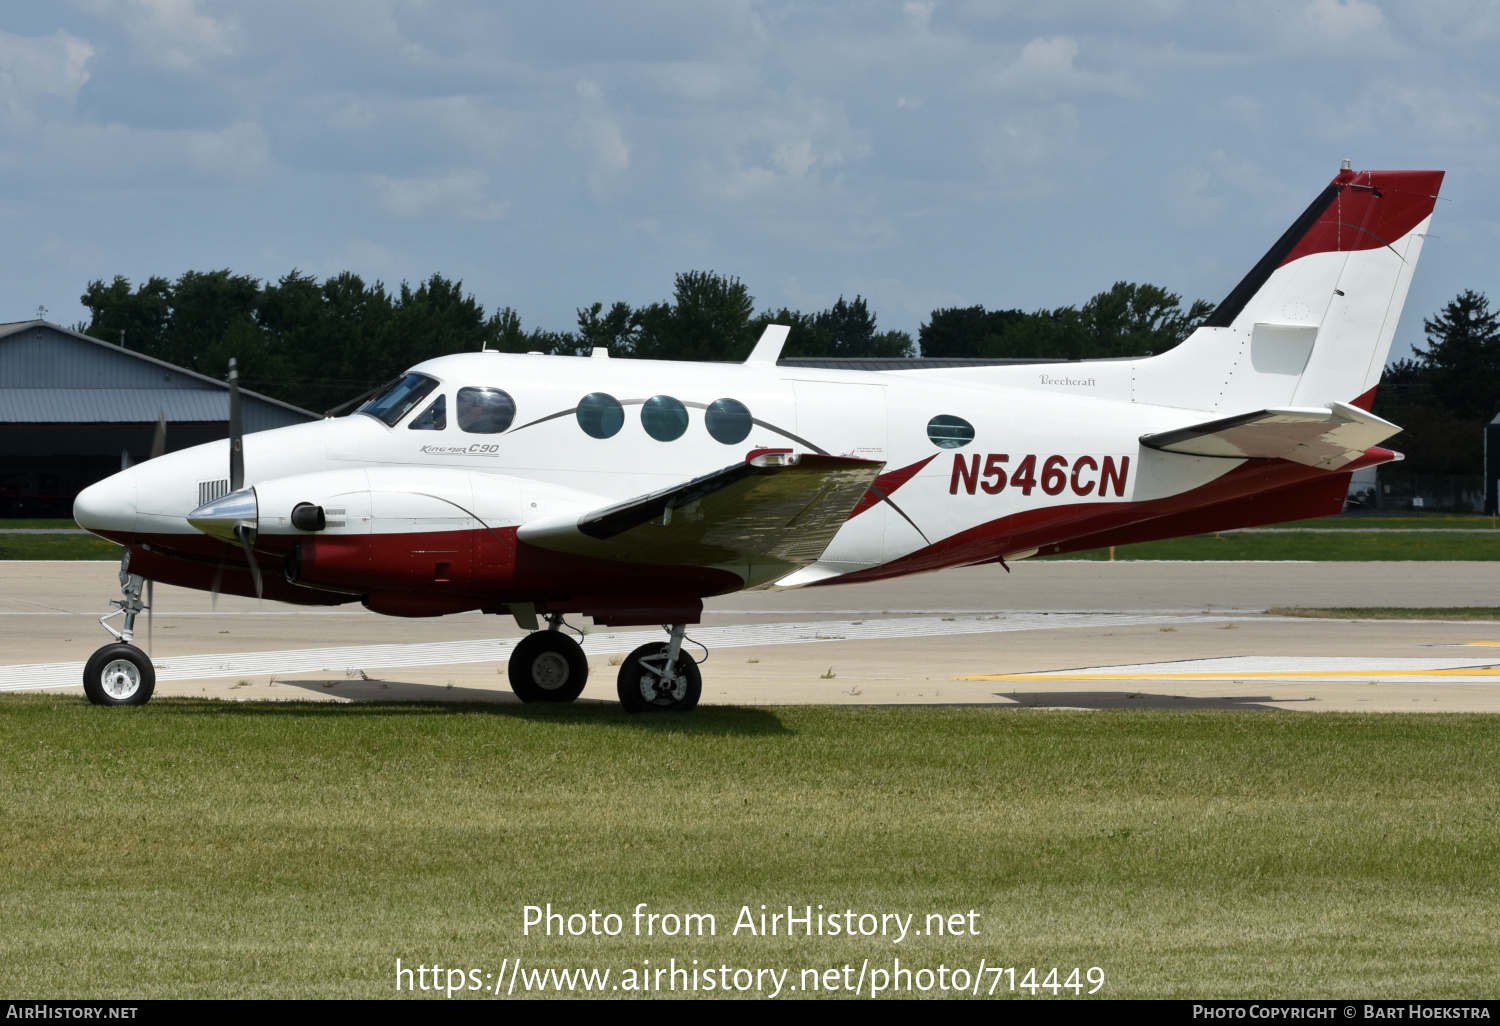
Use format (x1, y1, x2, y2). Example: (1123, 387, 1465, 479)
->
(849, 454, 937, 519)
(102, 524, 742, 612)
(823, 453, 1382, 585)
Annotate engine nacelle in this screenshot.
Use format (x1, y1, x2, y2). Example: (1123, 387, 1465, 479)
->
(247, 466, 603, 595)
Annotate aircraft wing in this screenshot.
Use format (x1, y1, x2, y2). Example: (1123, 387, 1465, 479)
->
(516, 454, 884, 584)
(1139, 402, 1400, 470)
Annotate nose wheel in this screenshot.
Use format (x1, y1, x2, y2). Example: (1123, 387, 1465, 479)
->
(85, 547, 157, 706)
(83, 643, 156, 706)
(617, 624, 701, 713)
(507, 628, 589, 703)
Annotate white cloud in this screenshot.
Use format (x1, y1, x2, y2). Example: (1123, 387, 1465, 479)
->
(82, 0, 234, 72)
(979, 35, 1134, 99)
(0, 30, 94, 122)
(1166, 152, 1295, 230)
(1279, 0, 1400, 56)
(575, 79, 631, 197)
(978, 101, 1082, 192)
(183, 120, 271, 181)
(369, 170, 509, 221)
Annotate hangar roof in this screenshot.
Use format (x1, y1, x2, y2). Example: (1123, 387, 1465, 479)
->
(0, 320, 316, 430)
(0, 388, 239, 423)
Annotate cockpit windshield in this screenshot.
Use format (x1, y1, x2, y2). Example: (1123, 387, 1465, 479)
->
(358, 373, 439, 427)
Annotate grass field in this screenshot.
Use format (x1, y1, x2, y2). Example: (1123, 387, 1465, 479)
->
(2, 695, 1498, 999)
(0, 534, 121, 560)
(1046, 531, 1500, 561)
(1268, 607, 1500, 620)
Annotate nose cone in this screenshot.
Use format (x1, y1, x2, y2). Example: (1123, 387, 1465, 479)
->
(74, 469, 138, 535)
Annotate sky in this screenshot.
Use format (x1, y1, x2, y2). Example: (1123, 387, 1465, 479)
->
(0, 1, 1495, 361)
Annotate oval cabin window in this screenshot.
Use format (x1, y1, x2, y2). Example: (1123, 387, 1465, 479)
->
(641, 395, 689, 441)
(577, 392, 625, 438)
(704, 398, 752, 444)
(927, 414, 975, 449)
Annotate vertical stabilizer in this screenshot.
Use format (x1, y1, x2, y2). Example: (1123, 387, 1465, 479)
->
(1131, 167, 1444, 413)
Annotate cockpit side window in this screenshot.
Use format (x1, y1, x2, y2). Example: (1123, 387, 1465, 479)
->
(457, 387, 517, 434)
(408, 394, 446, 430)
(359, 373, 439, 427)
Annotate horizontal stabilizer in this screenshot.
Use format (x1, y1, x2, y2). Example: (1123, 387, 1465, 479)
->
(517, 453, 884, 587)
(1139, 401, 1401, 470)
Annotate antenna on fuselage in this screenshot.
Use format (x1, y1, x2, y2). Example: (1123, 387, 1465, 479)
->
(744, 324, 790, 365)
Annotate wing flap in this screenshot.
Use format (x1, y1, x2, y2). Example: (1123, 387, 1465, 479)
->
(517, 454, 884, 583)
(1139, 401, 1400, 470)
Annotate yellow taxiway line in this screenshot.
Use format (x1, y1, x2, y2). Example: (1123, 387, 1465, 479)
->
(964, 667, 1500, 681)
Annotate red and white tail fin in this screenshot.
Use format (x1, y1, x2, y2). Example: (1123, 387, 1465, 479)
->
(1132, 166, 1445, 413)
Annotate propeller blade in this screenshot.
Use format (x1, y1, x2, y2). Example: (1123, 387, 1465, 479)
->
(146, 579, 153, 655)
(228, 357, 244, 491)
(236, 524, 263, 601)
(120, 448, 133, 471)
(211, 545, 227, 611)
(150, 409, 167, 460)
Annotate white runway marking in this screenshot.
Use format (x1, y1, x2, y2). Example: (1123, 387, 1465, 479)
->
(969, 655, 1500, 684)
(1, 612, 1241, 691)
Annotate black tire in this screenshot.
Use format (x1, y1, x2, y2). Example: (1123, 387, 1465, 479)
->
(507, 630, 588, 703)
(616, 642, 702, 713)
(82, 643, 156, 706)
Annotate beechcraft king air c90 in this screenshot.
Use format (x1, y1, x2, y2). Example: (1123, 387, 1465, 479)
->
(72, 165, 1444, 711)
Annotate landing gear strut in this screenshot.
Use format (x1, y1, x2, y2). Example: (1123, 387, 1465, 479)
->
(617, 624, 701, 713)
(84, 550, 156, 706)
(507, 614, 588, 703)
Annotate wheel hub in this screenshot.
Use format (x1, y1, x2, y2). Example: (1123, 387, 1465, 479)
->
(100, 659, 141, 700)
(531, 651, 571, 690)
(639, 668, 688, 704)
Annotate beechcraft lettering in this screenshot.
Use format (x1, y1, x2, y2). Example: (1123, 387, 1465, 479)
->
(71, 164, 1444, 713)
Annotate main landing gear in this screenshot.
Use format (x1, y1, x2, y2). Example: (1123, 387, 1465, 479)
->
(507, 614, 589, 703)
(84, 551, 156, 706)
(617, 624, 701, 714)
(504, 614, 702, 713)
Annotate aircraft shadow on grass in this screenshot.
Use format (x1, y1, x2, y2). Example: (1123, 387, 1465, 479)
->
(269, 678, 791, 734)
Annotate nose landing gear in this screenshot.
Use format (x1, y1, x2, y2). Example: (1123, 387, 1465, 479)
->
(84, 549, 156, 705)
(617, 624, 701, 713)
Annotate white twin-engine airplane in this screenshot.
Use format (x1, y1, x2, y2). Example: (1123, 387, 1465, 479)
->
(73, 165, 1443, 711)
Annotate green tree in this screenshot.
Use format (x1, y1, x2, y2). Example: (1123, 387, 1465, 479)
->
(630, 270, 757, 361)
(1413, 290, 1500, 422)
(751, 307, 825, 359)
(79, 275, 173, 354)
(1080, 282, 1214, 359)
(575, 301, 635, 355)
(917, 283, 1212, 360)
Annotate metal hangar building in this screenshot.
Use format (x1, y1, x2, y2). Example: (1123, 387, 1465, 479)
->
(0, 320, 317, 518)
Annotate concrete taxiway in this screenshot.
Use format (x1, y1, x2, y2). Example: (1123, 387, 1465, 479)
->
(3, 559, 1499, 711)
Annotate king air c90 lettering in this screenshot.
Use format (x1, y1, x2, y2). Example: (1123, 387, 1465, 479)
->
(71, 165, 1444, 713)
